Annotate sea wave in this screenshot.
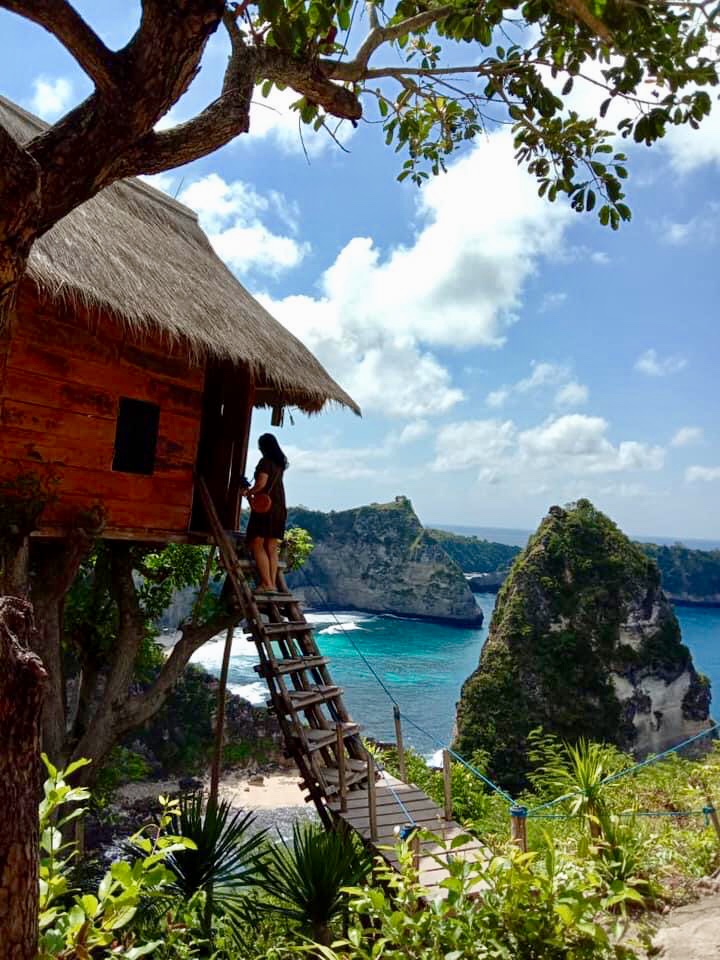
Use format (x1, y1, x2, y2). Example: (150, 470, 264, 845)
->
(318, 620, 367, 635)
(228, 681, 267, 705)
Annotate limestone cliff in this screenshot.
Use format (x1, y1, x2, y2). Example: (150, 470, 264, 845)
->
(286, 497, 483, 626)
(454, 499, 711, 791)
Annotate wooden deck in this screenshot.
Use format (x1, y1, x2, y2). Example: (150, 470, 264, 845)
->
(328, 774, 488, 897)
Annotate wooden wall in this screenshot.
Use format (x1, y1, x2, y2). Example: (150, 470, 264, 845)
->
(0, 282, 206, 540)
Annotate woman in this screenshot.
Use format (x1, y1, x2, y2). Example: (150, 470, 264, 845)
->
(242, 433, 288, 592)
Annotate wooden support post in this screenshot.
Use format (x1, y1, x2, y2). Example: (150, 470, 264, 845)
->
(706, 798, 720, 843)
(336, 723, 347, 812)
(510, 805, 528, 853)
(411, 830, 421, 872)
(442, 749, 453, 821)
(393, 704, 407, 782)
(367, 754, 378, 842)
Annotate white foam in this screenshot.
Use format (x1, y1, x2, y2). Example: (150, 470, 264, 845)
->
(428, 749, 444, 769)
(319, 620, 365, 635)
(228, 681, 267, 705)
(190, 627, 256, 669)
(305, 611, 372, 626)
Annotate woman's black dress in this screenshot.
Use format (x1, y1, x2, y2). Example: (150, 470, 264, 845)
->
(245, 456, 287, 541)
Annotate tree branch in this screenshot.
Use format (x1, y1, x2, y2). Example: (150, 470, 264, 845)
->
(561, 0, 614, 44)
(109, 10, 255, 178)
(0, 0, 116, 90)
(326, 5, 456, 81)
(117, 610, 240, 734)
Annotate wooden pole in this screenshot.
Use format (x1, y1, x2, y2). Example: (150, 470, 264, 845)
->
(336, 723, 347, 812)
(706, 798, 720, 843)
(411, 830, 421, 872)
(209, 624, 234, 807)
(367, 754, 378, 842)
(510, 805, 528, 853)
(442, 749, 453, 821)
(393, 704, 407, 782)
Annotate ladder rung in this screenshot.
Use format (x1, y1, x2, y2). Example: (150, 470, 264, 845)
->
(264, 621, 313, 636)
(268, 685, 342, 713)
(322, 766, 368, 794)
(303, 723, 360, 752)
(254, 592, 304, 605)
(255, 655, 328, 676)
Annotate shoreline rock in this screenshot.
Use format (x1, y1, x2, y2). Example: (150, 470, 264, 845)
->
(286, 497, 483, 626)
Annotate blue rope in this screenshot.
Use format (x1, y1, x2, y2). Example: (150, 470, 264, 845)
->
(399, 711, 515, 805)
(375, 761, 417, 829)
(305, 581, 515, 804)
(528, 721, 720, 815)
(599, 721, 720, 787)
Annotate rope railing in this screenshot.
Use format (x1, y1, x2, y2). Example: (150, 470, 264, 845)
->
(302, 579, 720, 853)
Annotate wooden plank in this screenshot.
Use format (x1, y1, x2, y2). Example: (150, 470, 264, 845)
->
(1, 399, 115, 439)
(42, 494, 191, 532)
(0, 426, 114, 473)
(2, 367, 117, 418)
(331, 786, 433, 812)
(5, 340, 203, 417)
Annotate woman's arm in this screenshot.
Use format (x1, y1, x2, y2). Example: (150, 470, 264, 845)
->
(243, 472, 269, 496)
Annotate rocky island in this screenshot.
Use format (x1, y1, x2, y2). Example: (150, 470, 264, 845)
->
(454, 499, 712, 791)
(286, 497, 482, 626)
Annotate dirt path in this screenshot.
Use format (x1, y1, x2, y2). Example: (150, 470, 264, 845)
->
(651, 893, 720, 958)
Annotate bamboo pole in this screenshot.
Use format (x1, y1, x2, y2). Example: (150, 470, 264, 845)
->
(510, 805, 528, 853)
(393, 705, 407, 782)
(336, 723, 347, 812)
(442, 749, 453, 821)
(209, 624, 234, 807)
(367, 754, 378, 841)
(706, 798, 720, 843)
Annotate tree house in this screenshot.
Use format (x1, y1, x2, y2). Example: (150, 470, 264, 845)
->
(0, 96, 359, 544)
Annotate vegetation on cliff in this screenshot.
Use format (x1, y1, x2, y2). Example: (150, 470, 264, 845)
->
(286, 498, 482, 625)
(454, 499, 710, 792)
(641, 543, 720, 602)
(426, 529, 521, 573)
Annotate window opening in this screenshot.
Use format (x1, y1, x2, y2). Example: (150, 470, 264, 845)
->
(112, 397, 160, 475)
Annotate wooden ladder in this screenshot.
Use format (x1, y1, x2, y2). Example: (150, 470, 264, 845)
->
(197, 477, 369, 825)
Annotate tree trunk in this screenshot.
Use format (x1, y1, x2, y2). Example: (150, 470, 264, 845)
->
(0, 598, 48, 960)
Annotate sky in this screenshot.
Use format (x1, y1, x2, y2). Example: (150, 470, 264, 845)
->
(1, 3, 719, 541)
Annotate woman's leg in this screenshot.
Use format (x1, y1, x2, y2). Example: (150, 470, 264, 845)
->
(265, 538, 280, 589)
(249, 537, 273, 589)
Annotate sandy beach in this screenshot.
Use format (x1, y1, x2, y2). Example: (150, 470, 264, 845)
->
(116, 769, 307, 809)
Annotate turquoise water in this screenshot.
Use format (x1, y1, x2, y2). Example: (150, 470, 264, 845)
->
(191, 595, 720, 757)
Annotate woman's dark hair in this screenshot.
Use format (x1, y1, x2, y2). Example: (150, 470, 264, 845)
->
(258, 433, 288, 469)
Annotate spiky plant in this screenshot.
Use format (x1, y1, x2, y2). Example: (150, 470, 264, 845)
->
(158, 792, 267, 933)
(253, 822, 373, 946)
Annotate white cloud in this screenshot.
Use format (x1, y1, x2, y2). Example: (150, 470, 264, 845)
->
(634, 348, 688, 377)
(539, 291, 568, 313)
(686, 465, 720, 483)
(660, 205, 719, 246)
(30, 76, 73, 120)
(662, 106, 720, 174)
(670, 426, 704, 448)
(433, 420, 517, 471)
(395, 420, 431, 445)
(248, 86, 356, 157)
(433, 413, 664, 480)
(259, 131, 572, 416)
(178, 173, 308, 277)
(555, 381, 589, 407)
(486, 361, 588, 410)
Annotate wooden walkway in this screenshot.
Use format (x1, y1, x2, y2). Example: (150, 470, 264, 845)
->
(197, 478, 488, 897)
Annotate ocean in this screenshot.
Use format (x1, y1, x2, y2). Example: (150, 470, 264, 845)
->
(191, 594, 720, 758)
(431, 523, 720, 552)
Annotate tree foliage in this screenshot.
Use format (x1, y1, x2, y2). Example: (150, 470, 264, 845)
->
(0, 0, 718, 316)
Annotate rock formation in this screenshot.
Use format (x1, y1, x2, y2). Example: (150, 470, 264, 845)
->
(286, 497, 483, 626)
(454, 499, 711, 791)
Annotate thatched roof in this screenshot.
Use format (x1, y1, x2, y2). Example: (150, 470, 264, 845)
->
(0, 95, 359, 416)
